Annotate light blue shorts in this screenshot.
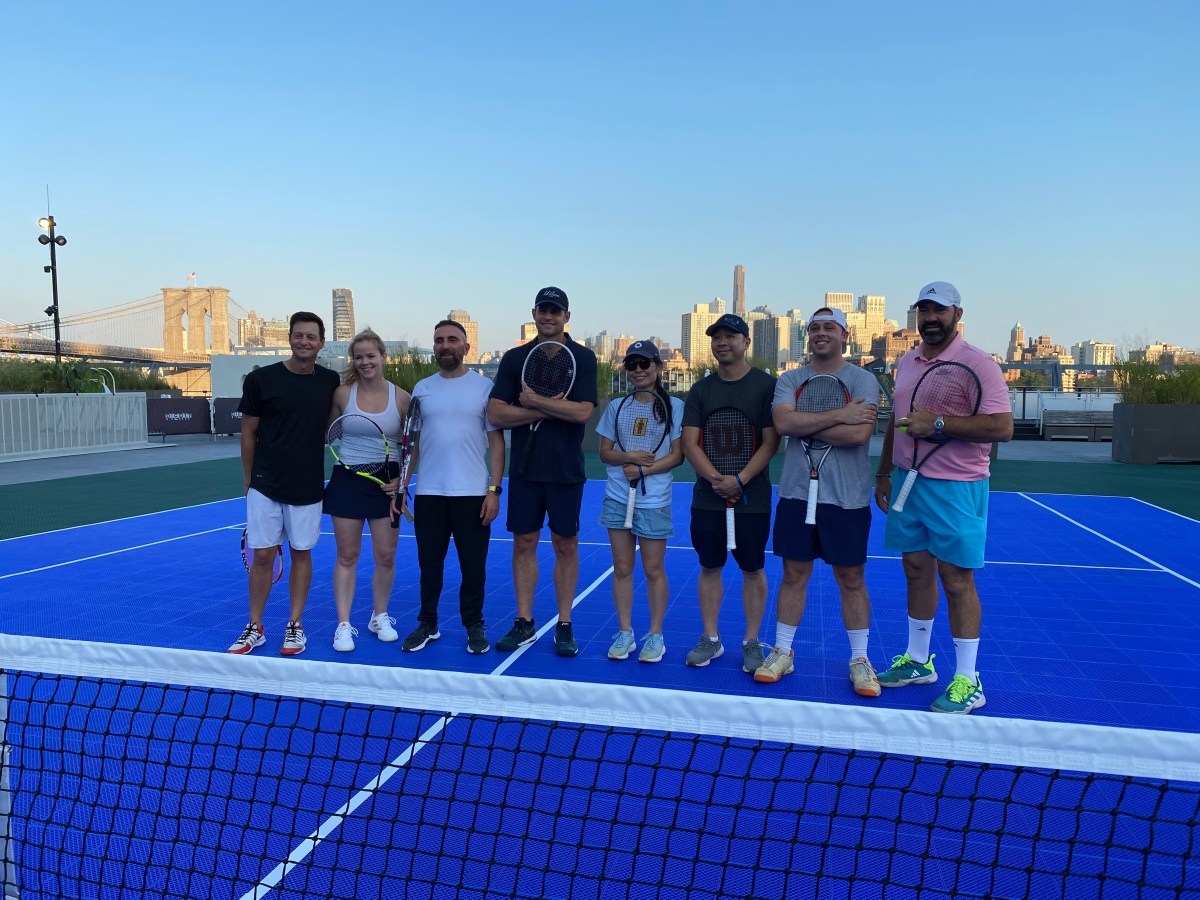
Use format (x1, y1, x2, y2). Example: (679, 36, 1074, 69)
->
(599, 498, 674, 541)
(884, 471, 989, 569)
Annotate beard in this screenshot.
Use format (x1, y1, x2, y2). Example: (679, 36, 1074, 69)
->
(920, 323, 951, 346)
(437, 350, 462, 370)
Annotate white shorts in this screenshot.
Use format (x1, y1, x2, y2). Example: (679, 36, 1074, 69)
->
(246, 489, 324, 551)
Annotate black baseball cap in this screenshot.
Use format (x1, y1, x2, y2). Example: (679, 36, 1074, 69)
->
(534, 286, 569, 311)
(705, 313, 749, 337)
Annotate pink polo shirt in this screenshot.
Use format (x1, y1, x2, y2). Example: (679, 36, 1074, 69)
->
(890, 336, 1010, 481)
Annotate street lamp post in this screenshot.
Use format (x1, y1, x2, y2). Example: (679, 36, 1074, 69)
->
(37, 215, 67, 364)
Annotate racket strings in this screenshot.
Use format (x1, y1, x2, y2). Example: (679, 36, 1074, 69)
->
(795, 379, 849, 414)
(616, 399, 668, 452)
(912, 368, 982, 418)
(524, 348, 575, 396)
(328, 416, 390, 475)
(703, 410, 756, 474)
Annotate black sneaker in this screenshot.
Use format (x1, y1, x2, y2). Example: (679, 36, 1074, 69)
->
(466, 623, 491, 655)
(496, 618, 536, 652)
(554, 622, 578, 657)
(401, 622, 441, 652)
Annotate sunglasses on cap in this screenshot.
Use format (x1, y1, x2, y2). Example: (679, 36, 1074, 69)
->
(624, 358, 655, 371)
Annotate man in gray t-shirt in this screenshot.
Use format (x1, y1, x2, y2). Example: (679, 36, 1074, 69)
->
(752, 307, 883, 698)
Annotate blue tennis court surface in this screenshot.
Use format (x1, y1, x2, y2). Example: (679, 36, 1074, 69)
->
(3, 481, 1199, 899)
(2, 481, 1198, 731)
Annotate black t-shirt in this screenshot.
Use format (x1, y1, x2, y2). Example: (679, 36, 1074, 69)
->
(490, 334, 599, 484)
(238, 361, 341, 504)
(683, 366, 777, 513)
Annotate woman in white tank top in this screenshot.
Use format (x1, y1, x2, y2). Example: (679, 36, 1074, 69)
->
(324, 329, 411, 652)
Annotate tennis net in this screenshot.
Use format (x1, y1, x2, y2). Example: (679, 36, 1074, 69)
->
(2, 635, 1198, 900)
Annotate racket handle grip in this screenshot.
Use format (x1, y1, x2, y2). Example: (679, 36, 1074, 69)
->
(624, 487, 636, 529)
(805, 478, 819, 525)
(725, 506, 737, 551)
(893, 470, 918, 513)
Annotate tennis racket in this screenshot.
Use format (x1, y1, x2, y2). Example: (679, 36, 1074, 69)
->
(892, 361, 983, 513)
(613, 391, 670, 528)
(701, 407, 757, 551)
(328, 412, 404, 526)
(241, 528, 283, 584)
(394, 397, 422, 527)
(517, 341, 576, 476)
(795, 374, 851, 525)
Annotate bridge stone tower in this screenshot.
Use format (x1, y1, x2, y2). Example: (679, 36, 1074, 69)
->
(162, 287, 231, 355)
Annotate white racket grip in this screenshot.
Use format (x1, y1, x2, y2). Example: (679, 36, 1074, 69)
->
(624, 487, 637, 529)
(805, 478, 819, 525)
(725, 506, 737, 551)
(893, 469, 918, 513)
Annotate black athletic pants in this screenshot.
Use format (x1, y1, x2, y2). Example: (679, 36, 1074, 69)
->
(413, 494, 490, 628)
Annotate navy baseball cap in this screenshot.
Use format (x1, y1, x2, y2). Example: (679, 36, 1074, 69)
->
(624, 339, 662, 362)
(534, 286, 569, 311)
(705, 314, 749, 337)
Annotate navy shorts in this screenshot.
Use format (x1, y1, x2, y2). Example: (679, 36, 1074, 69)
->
(690, 507, 771, 572)
(507, 478, 586, 537)
(772, 498, 870, 567)
(323, 462, 398, 521)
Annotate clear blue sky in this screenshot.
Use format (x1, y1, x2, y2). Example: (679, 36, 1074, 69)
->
(2, 1, 1197, 357)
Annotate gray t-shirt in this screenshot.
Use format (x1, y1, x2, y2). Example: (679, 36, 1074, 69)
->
(773, 364, 880, 509)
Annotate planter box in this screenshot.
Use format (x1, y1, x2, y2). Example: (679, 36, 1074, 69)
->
(1112, 403, 1200, 464)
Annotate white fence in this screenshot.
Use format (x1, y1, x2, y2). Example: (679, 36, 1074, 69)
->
(1010, 390, 1120, 423)
(0, 393, 148, 461)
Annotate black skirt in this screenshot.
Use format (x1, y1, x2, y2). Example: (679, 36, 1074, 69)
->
(323, 462, 399, 520)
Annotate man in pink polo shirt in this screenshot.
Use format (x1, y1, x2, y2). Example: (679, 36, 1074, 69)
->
(873, 282, 1013, 714)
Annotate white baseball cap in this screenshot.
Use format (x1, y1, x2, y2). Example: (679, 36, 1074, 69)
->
(912, 281, 961, 308)
(809, 308, 848, 330)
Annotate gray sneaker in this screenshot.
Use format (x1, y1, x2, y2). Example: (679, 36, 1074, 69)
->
(742, 640, 765, 674)
(685, 635, 724, 667)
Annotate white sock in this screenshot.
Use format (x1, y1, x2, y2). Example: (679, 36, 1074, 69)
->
(846, 628, 869, 660)
(953, 637, 980, 681)
(707, 634, 720, 643)
(907, 616, 935, 664)
(774, 623, 797, 653)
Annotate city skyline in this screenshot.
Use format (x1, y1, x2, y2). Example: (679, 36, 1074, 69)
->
(2, 4, 1197, 358)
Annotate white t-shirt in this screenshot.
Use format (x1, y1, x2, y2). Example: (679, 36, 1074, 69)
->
(411, 370, 499, 496)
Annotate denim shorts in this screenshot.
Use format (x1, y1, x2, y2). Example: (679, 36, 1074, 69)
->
(599, 498, 674, 540)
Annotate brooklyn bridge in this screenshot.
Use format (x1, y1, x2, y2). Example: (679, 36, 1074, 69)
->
(0, 287, 252, 369)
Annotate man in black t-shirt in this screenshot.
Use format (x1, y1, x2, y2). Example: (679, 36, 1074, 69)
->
(228, 311, 341, 657)
(488, 287, 599, 657)
(681, 314, 779, 674)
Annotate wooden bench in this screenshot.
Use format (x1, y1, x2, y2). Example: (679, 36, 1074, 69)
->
(1041, 410, 1113, 442)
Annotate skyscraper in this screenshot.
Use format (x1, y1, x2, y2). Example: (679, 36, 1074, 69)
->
(733, 265, 746, 317)
(680, 299, 724, 367)
(824, 292, 855, 314)
(448, 309, 480, 363)
(332, 288, 356, 342)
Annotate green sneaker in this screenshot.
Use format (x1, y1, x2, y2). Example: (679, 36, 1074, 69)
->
(930, 673, 986, 714)
(876, 652, 937, 687)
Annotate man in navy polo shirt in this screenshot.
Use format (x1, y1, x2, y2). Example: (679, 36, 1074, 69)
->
(488, 287, 599, 656)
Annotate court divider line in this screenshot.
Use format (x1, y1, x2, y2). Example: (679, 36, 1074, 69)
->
(0, 524, 245, 581)
(241, 562, 615, 898)
(0, 496, 243, 544)
(1128, 496, 1200, 525)
(1019, 493, 1200, 590)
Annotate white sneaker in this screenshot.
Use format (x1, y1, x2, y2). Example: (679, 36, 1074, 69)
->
(333, 622, 358, 652)
(368, 611, 398, 642)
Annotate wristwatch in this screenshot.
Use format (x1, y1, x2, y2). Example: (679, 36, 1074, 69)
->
(933, 416, 945, 438)
(488, 485, 503, 496)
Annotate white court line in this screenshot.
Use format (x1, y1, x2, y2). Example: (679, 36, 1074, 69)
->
(1019, 493, 1200, 591)
(0, 524, 243, 581)
(0, 495, 242, 544)
(239, 563, 616, 899)
(1128, 496, 1200, 525)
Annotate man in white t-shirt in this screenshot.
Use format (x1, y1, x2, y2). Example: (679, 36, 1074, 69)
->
(396, 319, 506, 654)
